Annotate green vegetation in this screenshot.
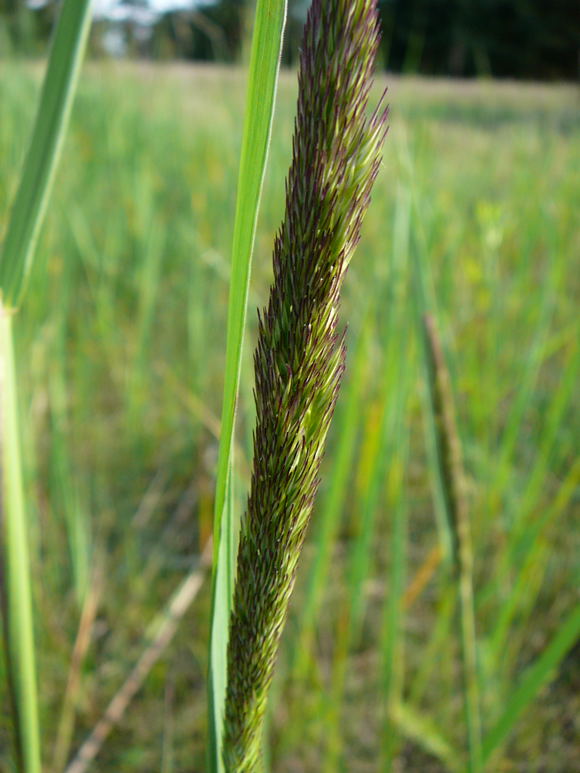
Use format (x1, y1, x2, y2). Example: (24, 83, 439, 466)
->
(0, 59, 577, 771)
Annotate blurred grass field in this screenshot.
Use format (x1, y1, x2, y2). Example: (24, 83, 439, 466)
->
(0, 63, 578, 771)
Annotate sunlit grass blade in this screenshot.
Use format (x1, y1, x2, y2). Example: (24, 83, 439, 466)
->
(207, 2, 287, 771)
(0, 0, 93, 309)
(375, 185, 413, 768)
(482, 603, 580, 765)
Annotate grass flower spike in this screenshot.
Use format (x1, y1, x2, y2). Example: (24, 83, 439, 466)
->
(223, 0, 388, 768)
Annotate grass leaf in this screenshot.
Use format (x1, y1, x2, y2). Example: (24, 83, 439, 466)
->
(0, 0, 93, 309)
(207, 3, 287, 771)
(389, 701, 463, 772)
(482, 603, 580, 764)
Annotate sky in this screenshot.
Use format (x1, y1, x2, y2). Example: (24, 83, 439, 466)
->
(93, 0, 207, 18)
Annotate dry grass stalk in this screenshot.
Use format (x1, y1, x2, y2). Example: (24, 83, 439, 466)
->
(65, 543, 212, 773)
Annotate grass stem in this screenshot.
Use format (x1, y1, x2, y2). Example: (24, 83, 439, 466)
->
(0, 303, 41, 773)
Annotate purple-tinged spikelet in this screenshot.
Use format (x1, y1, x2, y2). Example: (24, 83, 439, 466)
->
(224, 0, 388, 768)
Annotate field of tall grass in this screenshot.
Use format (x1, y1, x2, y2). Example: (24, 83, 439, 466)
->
(1, 60, 578, 771)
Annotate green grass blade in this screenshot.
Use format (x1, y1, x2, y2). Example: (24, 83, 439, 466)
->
(482, 603, 580, 764)
(389, 701, 463, 773)
(207, 3, 287, 771)
(210, 0, 287, 552)
(508, 345, 578, 540)
(0, 0, 93, 309)
(488, 459, 579, 663)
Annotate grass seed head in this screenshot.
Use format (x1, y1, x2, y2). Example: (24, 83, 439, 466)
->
(224, 0, 388, 769)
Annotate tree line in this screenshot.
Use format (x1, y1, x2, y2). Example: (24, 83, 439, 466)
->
(1, 0, 578, 80)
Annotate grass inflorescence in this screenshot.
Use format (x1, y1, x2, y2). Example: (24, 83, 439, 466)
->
(223, 1, 388, 768)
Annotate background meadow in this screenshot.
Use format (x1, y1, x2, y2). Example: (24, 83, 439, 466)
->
(0, 62, 578, 770)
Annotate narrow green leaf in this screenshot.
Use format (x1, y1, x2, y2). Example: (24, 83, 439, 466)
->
(489, 459, 580, 662)
(482, 604, 580, 764)
(207, 3, 287, 771)
(0, 0, 93, 308)
(389, 701, 463, 772)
